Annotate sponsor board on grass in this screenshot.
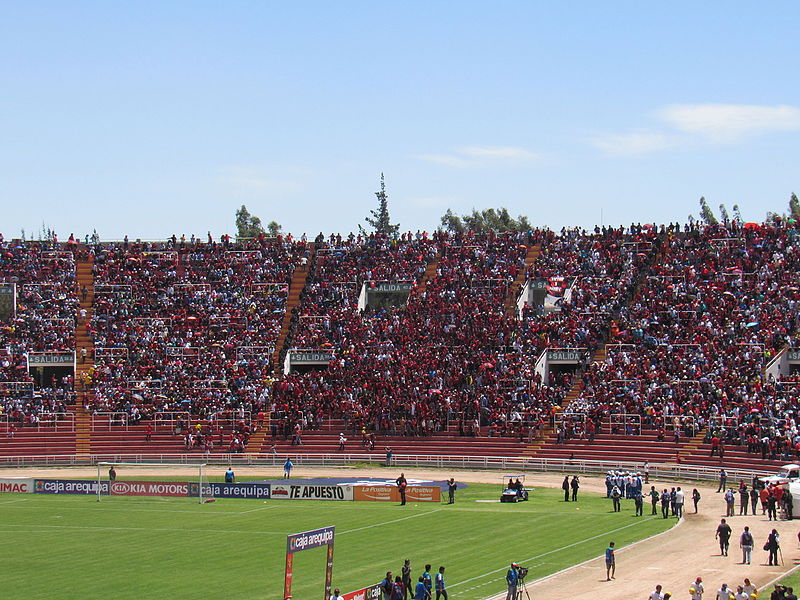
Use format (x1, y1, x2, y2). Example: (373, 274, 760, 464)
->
(271, 484, 353, 500)
(35, 479, 109, 495)
(286, 525, 335, 553)
(110, 481, 188, 497)
(0, 477, 35, 493)
(353, 485, 441, 502)
(187, 482, 271, 499)
(342, 584, 382, 600)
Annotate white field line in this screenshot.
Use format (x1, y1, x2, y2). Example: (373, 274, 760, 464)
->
(339, 509, 443, 535)
(448, 515, 676, 595)
(237, 505, 278, 515)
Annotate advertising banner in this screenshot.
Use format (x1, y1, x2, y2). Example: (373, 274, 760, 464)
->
(110, 480, 188, 497)
(35, 479, 109, 495)
(271, 483, 353, 501)
(286, 526, 336, 554)
(188, 482, 271, 499)
(353, 485, 441, 502)
(0, 477, 35, 493)
(342, 584, 382, 600)
(284, 526, 336, 600)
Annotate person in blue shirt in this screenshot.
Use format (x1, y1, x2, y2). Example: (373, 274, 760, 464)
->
(605, 541, 615, 581)
(283, 458, 293, 479)
(414, 576, 430, 600)
(505, 563, 519, 600)
(422, 565, 432, 595)
(434, 566, 447, 600)
(224, 467, 234, 483)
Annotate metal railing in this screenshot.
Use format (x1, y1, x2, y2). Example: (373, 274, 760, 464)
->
(0, 452, 776, 484)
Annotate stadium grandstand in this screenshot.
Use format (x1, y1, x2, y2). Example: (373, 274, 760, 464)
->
(1, 221, 799, 473)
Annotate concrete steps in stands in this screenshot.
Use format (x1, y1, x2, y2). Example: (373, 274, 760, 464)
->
(0, 428, 76, 455)
(505, 244, 540, 318)
(75, 250, 95, 397)
(74, 405, 92, 456)
(271, 246, 315, 374)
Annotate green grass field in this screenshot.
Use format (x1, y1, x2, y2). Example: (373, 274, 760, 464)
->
(0, 480, 674, 600)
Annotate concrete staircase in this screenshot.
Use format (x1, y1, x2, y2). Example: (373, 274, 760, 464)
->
(505, 244, 540, 318)
(416, 251, 441, 294)
(524, 344, 607, 456)
(74, 406, 92, 456)
(74, 250, 95, 403)
(271, 246, 316, 374)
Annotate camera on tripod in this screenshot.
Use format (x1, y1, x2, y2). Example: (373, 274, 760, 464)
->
(516, 566, 529, 580)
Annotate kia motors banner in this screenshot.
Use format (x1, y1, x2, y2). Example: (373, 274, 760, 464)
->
(353, 485, 441, 502)
(342, 584, 382, 600)
(0, 477, 34, 493)
(35, 479, 109, 495)
(110, 480, 188, 497)
(188, 482, 271, 499)
(271, 483, 353, 501)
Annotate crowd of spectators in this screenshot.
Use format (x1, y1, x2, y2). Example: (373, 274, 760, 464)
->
(2, 220, 800, 464)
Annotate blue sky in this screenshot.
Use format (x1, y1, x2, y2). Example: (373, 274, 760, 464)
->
(2, 2, 799, 240)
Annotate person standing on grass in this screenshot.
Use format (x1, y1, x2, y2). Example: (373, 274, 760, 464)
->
(605, 542, 615, 580)
(650, 486, 660, 515)
(661, 489, 670, 519)
(401, 559, 412, 600)
(610, 484, 622, 512)
(422, 564, 432, 597)
(447, 478, 457, 504)
(571, 475, 580, 501)
(224, 466, 235, 483)
(716, 518, 732, 556)
(562, 476, 570, 501)
(283, 457, 293, 479)
(396, 473, 408, 505)
(381, 571, 394, 600)
(414, 576, 430, 600)
(434, 566, 447, 600)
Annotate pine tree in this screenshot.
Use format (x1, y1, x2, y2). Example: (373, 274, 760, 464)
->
(699, 197, 718, 225)
(235, 205, 268, 238)
(789, 193, 800, 221)
(361, 173, 399, 236)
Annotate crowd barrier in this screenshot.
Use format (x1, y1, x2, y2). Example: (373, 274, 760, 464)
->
(0, 452, 774, 484)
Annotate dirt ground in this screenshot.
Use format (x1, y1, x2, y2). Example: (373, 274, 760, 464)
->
(3, 465, 799, 599)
